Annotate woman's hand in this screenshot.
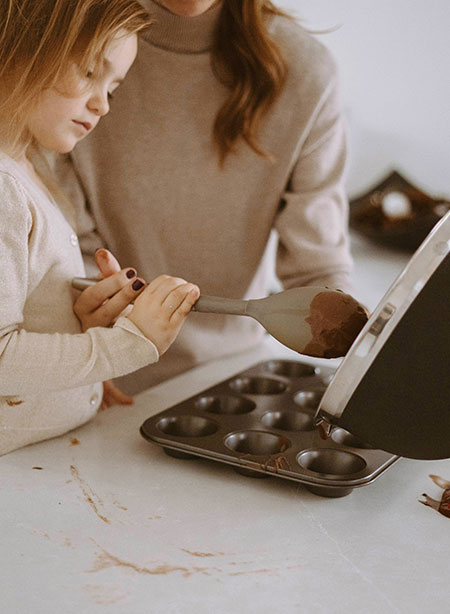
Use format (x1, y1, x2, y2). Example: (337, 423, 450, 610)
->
(101, 379, 134, 410)
(127, 274, 200, 356)
(94, 247, 122, 278)
(73, 267, 147, 331)
(73, 248, 144, 408)
(73, 248, 146, 331)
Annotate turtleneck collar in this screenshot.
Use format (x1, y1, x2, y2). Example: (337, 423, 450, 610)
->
(140, 0, 222, 54)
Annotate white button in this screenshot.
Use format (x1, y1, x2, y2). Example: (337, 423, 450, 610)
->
(89, 393, 99, 406)
(70, 233, 79, 247)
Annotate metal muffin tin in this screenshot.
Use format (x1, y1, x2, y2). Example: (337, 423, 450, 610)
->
(140, 359, 399, 497)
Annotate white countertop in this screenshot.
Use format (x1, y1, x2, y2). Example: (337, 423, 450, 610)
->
(1, 235, 449, 614)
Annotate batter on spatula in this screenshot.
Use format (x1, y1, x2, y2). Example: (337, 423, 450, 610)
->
(303, 291, 369, 358)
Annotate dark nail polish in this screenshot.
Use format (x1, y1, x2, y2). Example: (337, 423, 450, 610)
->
(126, 269, 136, 279)
(132, 279, 144, 291)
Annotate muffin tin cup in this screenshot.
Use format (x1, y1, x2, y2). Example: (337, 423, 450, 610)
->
(140, 360, 399, 497)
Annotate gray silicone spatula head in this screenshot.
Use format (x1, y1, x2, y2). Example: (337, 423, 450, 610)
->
(247, 287, 369, 357)
(194, 287, 369, 358)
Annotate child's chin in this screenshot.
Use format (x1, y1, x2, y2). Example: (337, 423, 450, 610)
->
(55, 141, 79, 154)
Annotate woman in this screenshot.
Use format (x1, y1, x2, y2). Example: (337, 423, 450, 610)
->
(60, 0, 354, 393)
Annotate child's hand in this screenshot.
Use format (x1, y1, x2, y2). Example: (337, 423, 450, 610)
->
(73, 268, 146, 331)
(127, 275, 200, 355)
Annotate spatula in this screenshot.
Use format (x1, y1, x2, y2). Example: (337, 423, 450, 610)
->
(72, 277, 368, 358)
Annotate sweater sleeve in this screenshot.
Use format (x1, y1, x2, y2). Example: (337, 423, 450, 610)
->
(0, 317, 159, 397)
(0, 172, 158, 397)
(274, 73, 354, 293)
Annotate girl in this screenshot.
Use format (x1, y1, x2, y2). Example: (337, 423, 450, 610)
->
(0, 0, 200, 456)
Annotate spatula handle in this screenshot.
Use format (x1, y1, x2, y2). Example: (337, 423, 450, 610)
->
(193, 295, 248, 315)
(71, 277, 249, 316)
(72, 277, 100, 291)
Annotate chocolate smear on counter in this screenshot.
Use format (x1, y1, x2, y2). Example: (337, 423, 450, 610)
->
(181, 549, 217, 558)
(303, 291, 369, 358)
(90, 547, 211, 577)
(70, 465, 110, 524)
(419, 475, 450, 518)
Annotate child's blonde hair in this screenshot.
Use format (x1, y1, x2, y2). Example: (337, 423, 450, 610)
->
(0, 0, 152, 158)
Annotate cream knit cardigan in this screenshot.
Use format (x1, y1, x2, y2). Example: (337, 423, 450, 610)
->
(0, 153, 158, 456)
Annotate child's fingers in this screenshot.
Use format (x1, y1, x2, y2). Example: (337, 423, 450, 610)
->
(145, 274, 187, 298)
(143, 274, 171, 295)
(140, 275, 191, 309)
(161, 281, 195, 313)
(127, 279, 200, 356)
(168, 284, 200, 320)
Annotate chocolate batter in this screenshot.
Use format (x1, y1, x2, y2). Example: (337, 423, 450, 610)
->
(303, 291, 369, 358)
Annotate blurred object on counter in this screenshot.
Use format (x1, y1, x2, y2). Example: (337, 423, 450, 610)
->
(419, 475, 450, 519)
(349, 170, 450, 251)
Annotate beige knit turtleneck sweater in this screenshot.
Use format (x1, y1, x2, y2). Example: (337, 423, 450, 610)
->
(62, 0, 354, 393)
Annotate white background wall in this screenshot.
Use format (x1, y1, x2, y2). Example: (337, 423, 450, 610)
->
(274, 0, 450, 199)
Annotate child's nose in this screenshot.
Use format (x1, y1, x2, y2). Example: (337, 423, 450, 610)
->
(87, 91, 110, 117)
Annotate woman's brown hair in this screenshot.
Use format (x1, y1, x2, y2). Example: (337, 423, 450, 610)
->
(0, 0, 152, 158)
(212, 0, 291, 163)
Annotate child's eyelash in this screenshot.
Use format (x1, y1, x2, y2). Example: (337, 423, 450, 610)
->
(81, 66, 113, 100)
